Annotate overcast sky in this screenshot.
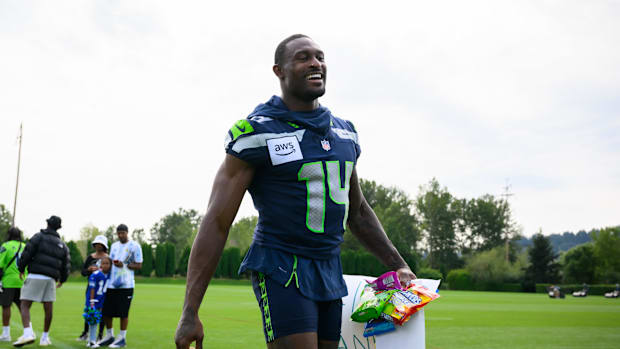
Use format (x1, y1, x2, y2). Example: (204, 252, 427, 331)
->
(1, 0, 618, 241)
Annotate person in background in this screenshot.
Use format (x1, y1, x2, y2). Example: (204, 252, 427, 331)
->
(14, 215, 70, 347)
(77, 235, 109, 342)
(98, 224, 142, 348)
(0, 227, 27, 342)
(84, 257, 111, 348)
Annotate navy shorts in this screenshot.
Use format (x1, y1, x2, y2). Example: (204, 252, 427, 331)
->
(251, 271, 342, 343)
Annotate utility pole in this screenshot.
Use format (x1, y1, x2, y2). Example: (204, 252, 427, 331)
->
(500, 180, 514, 262)
(12, 123, 23, 226)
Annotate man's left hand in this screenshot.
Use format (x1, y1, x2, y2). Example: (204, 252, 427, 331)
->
(113, 260, 123, 268)
(56, 282, 63, 289)
(396, 267, 416, 288)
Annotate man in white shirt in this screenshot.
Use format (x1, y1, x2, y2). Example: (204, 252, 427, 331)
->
(99, 224, 143, 348)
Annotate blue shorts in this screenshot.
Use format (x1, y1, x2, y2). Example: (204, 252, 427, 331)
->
(251, 271, 343, 343)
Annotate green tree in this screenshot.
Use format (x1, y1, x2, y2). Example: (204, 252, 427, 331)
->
(103, 225, 116, 246)
(177, 246, 191, 276)
(67, 241, 84, 273)
(561, 243, 597, 284)
(165, 243, 176, 276)
(226, 216, 257, 251)
(0, 204, 14, 242)
(342, 179, 420, 270)
(465, 246, 527, 284)
(140, 243, 154, 277)
(524, 232, 560, 283)
(80, 224, 103, 241)
(155, 244, 167, 277)
(591, 226, 620, 283)
(415, 178, 460, 275)
(462, 195, 513, 252)
(131, 228, 146, 244)
(151, 208, 200, 261)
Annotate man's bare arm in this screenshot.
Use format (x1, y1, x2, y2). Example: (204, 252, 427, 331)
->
(175, 154, 255, 348)
(347, 168, 416, 284)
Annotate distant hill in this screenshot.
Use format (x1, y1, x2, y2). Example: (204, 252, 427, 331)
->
(517, 230, 591, 254)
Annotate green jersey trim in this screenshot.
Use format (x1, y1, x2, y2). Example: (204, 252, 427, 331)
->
(229, 130, 306, 153)
(230, 119, 255, 141)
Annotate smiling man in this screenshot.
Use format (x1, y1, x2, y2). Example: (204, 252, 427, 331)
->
(175, 34, 415, 349)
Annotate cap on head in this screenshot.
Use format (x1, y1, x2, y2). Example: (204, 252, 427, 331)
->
(46, 215, 62, 230)
(274, 34, 311, 65)
(91, 235, 109, 251)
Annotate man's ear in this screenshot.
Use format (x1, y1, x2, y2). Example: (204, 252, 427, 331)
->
(273, 64, 284, 80)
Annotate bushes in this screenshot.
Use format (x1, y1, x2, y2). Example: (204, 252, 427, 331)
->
(155, 244, 167, 277)
(141, 243, 153, 277)
(340, 250, 389, 277)
(165, 243, 176, 276)
(67, 241, 83, 273)
(177, 246, 191, 276)
(447, 269, 474, 290)
(417, 268, 442, 280)
(214, 247, 243, 279)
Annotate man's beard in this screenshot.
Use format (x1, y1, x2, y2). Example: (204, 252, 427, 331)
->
(293, 86, 326, 102)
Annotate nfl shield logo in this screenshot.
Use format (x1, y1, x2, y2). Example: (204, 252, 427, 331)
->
(321, 139, 331, 151)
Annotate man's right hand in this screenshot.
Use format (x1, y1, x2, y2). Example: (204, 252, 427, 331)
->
(175, 312, 204, 349)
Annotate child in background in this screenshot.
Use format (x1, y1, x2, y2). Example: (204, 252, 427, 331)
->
(78, 235, 109, 342)
(84, 257, 111, 348)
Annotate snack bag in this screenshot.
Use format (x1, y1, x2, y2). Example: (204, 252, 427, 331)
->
(406, 283, 440, 311)
(366, 271, 403, 291)
(382, 283, 441, 325)
(363, 318, 396, 337)
(351, 288, 396, 323)
(381, 290, 421, 325)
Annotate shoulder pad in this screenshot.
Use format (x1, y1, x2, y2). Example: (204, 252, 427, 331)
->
(229, 119, 255, 141)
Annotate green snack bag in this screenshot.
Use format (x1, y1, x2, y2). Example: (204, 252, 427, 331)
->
(351, 288, 395, 322)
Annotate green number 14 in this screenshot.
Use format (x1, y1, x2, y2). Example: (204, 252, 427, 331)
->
(297, 161, 354, 233)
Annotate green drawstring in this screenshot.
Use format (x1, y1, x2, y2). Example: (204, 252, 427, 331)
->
(284, 255, 299, 288)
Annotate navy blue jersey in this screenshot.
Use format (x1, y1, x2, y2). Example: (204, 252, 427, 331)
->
(226, 96, 361, 301)
(85, 270, 109, 309)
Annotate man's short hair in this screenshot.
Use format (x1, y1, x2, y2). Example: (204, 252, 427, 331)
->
(7, 227, 22, 241)
(274, 34, 311, 65)
(116, 224, 128, 232)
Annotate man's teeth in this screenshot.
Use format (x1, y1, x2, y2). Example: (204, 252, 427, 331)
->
(306, 73, 322, 80)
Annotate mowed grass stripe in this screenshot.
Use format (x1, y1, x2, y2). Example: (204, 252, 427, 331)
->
(4, 283, 619, 348)
(426, 290, 620, 349)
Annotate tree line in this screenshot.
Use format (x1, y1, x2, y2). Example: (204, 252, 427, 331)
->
(2, 177, 618, 289)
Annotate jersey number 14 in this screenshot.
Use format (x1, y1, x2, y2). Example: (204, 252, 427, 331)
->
(298, 161, 354, 233)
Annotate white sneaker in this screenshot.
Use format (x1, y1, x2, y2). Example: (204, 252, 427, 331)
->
(87, 341, 100, 348)
(12, 333, 35, 347)
(0, 333, 11, 342)
(39, 337, 52, 346)
(97, 333, 115, 346)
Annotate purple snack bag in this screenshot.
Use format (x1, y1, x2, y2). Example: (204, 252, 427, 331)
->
(366, 271, 404, 291)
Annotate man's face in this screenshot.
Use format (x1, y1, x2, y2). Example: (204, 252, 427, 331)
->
(277, 37, 327, 102)
(117, 230, 128, 243)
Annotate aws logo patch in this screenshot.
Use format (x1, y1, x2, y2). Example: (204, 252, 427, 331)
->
(267, 136, 303, 165)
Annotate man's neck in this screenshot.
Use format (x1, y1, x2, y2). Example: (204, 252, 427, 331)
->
(280, 93, 319, 112)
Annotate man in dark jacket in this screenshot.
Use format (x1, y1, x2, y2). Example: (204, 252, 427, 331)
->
(13, 216, 70, 347)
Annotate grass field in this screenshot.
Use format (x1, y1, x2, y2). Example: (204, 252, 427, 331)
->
(6, 281, 619, 348)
